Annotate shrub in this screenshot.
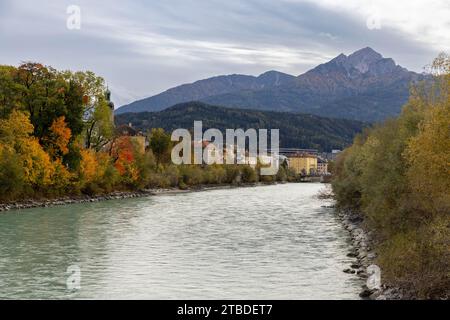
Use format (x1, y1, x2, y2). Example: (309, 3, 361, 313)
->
(241, 165, 257, 183)
(225, 165, 241, 184)
(0, 147, 25, 201)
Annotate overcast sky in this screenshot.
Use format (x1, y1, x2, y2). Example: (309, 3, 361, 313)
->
(1, 0, 449, 107)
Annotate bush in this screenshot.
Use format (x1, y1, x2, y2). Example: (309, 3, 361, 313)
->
(0, 147, 25, 201)
(275, 166, 288, 182)
(225, 165, 241, 184)
(241, 165, 257, 183)
(97, 161, 120, 193)
(178, 165, 205, 186)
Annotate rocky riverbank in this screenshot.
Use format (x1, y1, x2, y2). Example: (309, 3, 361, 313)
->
(0, 182, 274, 213)
(0, 190, 158, 212)
(336, 208, 415, 300)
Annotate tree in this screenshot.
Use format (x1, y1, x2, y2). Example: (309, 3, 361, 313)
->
(0, 109, 34, 146)
(44, 116, 72, 158)
(149, 128, 171, 166)
(2, 63, 85, 168)
(66, 71, 113, 151)
(85, 99, 113, 151)
(0, 65, 21, 118)
(0, 145, 25, 200)
(111, 136, 139, 185)
(404, 53, 450, 216)
(331, 54, 450, 298)
(0, 110, 55, 189)
(79, 148, 99, 185)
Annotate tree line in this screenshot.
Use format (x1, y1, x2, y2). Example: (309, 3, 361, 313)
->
(332, 54, 449, 298)
(0, 63, 295, 202)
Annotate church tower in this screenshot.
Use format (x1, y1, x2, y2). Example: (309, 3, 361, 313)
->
(105, 87, 115, 125)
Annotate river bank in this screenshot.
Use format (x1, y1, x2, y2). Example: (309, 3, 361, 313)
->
(0, 182, 280, 213)
(336, 208, 417, 300)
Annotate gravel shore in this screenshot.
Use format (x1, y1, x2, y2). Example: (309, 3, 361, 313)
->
(336, 208, 415, 300)
(0, 183, 271, 213)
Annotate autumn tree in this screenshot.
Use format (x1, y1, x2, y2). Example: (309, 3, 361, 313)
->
(0, 110, 54, 190)
(44, 116, 72, 159)
(0, 144, 25, 200)
(332, 54, 450, 298)
(110, 136, 140, 186)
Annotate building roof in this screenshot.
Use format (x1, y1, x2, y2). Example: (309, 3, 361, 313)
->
(115, 124, 138, 136)
(287, 152, 318, 159)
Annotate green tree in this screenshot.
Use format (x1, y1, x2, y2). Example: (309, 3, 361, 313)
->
(65, 71, 113, 151)
(0, 147, 25, 201)
(149, 128, 171, 166)
(0, 65, 22, 118)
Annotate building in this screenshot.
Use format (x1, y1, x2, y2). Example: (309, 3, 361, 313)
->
(287, 153, 318, 176)
(317, 157, 329, 175)
(331, 149, 342, 161)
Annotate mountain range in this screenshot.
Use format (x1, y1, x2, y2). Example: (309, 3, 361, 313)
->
(116, 47, 427, 122)
(115, 102, 366, 152)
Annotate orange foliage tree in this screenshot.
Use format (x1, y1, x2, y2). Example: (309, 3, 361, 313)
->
(111, 136, 139, 184)
(45, 116, 72, 158)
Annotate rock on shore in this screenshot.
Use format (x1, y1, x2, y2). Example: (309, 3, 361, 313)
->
(336, 209, 413, 300)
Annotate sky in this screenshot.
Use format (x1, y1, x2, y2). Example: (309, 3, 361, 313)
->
(0, 0, 449, 107)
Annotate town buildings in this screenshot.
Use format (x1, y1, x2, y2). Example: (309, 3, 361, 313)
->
(287, 153, 318, 176)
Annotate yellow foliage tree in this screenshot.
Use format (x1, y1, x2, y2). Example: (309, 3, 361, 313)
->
(0, 110, 34, 146)
(51, 159, 73, 192)
(405, 54, 450, 216)
(80, 148, 99, 184)
(18, 137, 55, 187)
(46, 116, 72, 158)
(332, 54, 450, 298)
(0, 110, 55, 188)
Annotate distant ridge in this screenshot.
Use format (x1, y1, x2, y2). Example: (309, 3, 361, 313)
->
(115, 101, 367, 152)
(116, 70, 296, 114)
(116, 47, 427, 122)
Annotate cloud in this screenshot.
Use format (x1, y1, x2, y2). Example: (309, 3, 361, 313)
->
(297, 0, 450, 51)
(0, 0, 447, 106)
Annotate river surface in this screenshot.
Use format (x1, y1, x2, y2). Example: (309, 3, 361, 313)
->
(0, 183, 363, 299)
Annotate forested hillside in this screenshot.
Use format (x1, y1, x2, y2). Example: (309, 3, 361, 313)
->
(115, 102, 366, 152)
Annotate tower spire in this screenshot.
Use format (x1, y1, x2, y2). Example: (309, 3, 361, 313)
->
(105, 85, 115, 124)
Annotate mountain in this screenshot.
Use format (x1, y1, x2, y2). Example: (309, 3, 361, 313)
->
(116, 70, 296, 114)
(115, 102, 366, 152)
(116, 47, 427, 122)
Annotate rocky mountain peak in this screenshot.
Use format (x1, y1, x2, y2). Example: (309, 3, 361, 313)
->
(347, 47, 384, 73)
(308, 47, 399, 77)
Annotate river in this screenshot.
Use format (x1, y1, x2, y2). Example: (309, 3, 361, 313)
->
(0, 183, 364, 299)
